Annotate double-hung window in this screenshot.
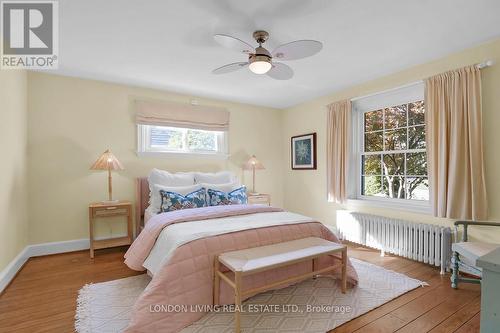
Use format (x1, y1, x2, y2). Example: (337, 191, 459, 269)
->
(352, 83, 429, 209)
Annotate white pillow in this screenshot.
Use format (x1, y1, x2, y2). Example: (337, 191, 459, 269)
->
(199, 181, 241, 194)
(148, 169, 195, 208)
(148, 169, 194, 188)
(150, 183, 204, 212)
(194, 171, 236, 184)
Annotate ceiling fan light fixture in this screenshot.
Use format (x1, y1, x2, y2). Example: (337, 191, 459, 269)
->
(249, 55, 272, 74)
(212, 30, 321, 80)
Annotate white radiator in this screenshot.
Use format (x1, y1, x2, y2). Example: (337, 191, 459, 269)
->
(336, 211, 452, 274)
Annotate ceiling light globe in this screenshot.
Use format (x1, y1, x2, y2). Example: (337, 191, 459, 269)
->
(249, 60, 272, 74)
(249, 52, 272, 75)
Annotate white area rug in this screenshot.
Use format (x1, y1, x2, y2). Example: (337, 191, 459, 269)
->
(75, 259, 425, 333)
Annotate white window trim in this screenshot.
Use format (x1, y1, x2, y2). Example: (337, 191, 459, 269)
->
(345, 198, 431, 215)
(349, 84, 430, 214)
(137, 124, 229, 159)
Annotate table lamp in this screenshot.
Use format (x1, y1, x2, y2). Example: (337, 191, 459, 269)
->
(243, 155, 265, 194)
(90, 149, 124, 203)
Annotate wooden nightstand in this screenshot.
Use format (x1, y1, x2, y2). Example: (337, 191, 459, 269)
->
(88, 201, 133, 258)
(247, 193, 271, 206)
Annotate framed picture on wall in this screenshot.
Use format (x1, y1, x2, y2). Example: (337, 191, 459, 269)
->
(291, 133, 317, 170)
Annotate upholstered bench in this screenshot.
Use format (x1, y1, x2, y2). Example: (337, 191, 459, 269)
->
(213, 237, 347, 333)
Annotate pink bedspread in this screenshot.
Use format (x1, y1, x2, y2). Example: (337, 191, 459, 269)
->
(125, 205, 283, 270)
(124, 205, 358, 333)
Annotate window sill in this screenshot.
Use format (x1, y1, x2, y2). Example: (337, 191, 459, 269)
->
(345, 198, 431, 215)
(137, 151, 229, 160)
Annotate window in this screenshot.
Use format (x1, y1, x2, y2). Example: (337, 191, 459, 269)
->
(350, 82, 429, 210)
(137, 125, 228, 157)
(359, 100, 428, 201)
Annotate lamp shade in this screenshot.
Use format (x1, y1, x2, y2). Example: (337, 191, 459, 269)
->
(90, 149, 124, 171)
(243, 155, 265, 170)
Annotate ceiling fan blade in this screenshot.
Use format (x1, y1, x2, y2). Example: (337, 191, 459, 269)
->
(272, 40, 323, 61)
(213, 34, 254, 54)
(212, 62, 248, 74)
(267, 62, 294, 80)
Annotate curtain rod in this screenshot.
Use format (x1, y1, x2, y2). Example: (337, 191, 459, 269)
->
(350, 60, 494, 102)
(350, 81, 422, 102)
(477, 59, 494, 69)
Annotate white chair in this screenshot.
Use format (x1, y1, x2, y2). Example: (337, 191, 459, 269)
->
(451, 220, 500, 288)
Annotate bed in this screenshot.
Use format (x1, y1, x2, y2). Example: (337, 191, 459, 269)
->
(124, 175, 358, 333)
(134, 177, 150, 236)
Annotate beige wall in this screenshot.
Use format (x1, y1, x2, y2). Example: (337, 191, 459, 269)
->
(282, 38, 500, 242)
(0, 70, 28, 271)
(27, 73, 284, 244)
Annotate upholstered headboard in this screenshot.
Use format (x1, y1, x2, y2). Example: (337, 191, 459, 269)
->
(135, 177, 149, 236)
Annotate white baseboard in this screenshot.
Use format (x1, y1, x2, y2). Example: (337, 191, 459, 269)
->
(0, 238, 91, 293)
(28, 238, 90, 257)
(0, 234, 130, 293)
(0, 247, 30, 293)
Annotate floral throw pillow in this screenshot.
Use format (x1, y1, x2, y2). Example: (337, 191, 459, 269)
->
(159, 188, 206, 212)
(207, 186, 247, 206)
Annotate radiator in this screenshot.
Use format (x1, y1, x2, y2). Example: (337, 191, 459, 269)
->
(336, 211, 452, 274)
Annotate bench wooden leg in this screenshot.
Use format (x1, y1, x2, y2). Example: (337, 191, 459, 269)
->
(312, 258, 318, 279)
(341, 248, 347, 293)
(234, 271, 242, 333)
(213, 256, 220, 305)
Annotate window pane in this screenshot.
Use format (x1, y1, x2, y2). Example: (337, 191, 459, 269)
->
(362, 154, 381, 175)
(407, 152, 427, 176)
(408, 125, 426, 149)
(364, 131, 383, 152)
(408, 101, 425, 125)
(364, 110, 383, 132)
(357, 98, 427, 202)
(384, 104, 407, 129)
(406, 177, 429, 200)
(150, 126, 183, 149)
(384, 128, 407, 150)
(362, 176, 383, 196)
(186, 129, 217, 151)
(383, 175, 406, 199)
(383, 153, 405, 175)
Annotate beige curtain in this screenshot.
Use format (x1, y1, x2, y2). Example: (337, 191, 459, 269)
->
(327, 100, 351, 203)
(136, 100, 229, 131)
(425, 65, 487, 220)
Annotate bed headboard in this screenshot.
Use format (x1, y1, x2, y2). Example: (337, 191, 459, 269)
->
(135, 177, 149, 236)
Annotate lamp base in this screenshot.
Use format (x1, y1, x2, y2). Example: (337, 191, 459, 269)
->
(101, 199, 120, 204)
(249, 192, 260, 195)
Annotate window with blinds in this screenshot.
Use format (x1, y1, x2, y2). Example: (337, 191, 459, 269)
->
(135, 100, 229, 158)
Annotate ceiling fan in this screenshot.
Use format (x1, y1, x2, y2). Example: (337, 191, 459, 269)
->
(212, 30, 323, 80)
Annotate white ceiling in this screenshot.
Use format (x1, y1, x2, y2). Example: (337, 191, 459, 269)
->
(53, 0, 500, 109)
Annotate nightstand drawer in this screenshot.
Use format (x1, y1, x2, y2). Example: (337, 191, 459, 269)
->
(250, 196, 268, 202)
(94, 207, 128, 217)
(248, 194, 271, 205)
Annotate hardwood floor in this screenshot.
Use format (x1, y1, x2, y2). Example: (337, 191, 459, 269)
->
(332, 244, 481, 333)
(0, 243, 480, 333)
(0, 247, 141, 333)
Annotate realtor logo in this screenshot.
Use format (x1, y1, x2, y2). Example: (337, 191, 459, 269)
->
(1, 1, 58, 69)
